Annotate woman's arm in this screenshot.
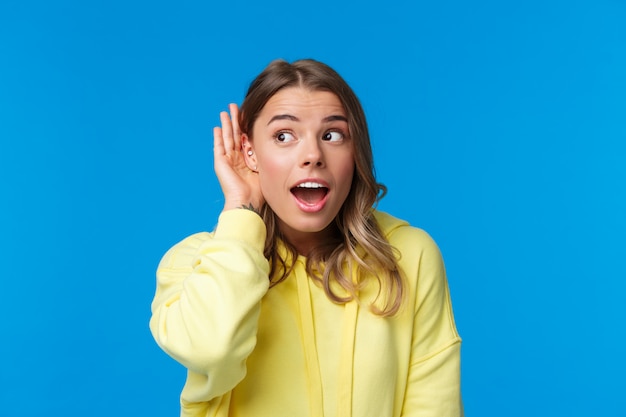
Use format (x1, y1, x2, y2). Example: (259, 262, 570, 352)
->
(401, 230, 463, 416)
(150, 103, 269, 401)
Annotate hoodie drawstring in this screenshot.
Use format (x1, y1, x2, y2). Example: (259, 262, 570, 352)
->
(295, 264, 325, 416)
(337, 298, 357, 416)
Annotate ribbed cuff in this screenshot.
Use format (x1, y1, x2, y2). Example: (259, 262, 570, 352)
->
(213, 209, 267, 253)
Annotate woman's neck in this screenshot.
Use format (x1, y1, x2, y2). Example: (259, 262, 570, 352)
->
(278, 221, 342, 257)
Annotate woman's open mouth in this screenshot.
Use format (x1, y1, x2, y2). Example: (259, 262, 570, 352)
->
(291, 181, 329, 211)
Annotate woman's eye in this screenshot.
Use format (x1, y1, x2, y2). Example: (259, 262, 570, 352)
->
(323, 131, 344, 142)
(275, 132, 295, 142)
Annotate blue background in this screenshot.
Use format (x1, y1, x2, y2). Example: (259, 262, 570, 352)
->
(1, 0, 625, 415)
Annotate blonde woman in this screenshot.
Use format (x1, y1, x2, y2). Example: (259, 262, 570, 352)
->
(150, 59, 463, 416)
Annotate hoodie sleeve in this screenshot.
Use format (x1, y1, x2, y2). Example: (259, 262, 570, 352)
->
(400, 228, 463, 417)
(149, 209, 270, 401)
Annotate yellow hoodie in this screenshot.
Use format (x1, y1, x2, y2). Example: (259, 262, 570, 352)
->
(150, 209, 462, 416)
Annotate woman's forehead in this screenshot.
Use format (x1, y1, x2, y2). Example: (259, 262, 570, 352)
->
(259, 87, 346, 119)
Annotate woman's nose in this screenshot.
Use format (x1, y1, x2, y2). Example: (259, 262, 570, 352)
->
(300, 138, 324, 167)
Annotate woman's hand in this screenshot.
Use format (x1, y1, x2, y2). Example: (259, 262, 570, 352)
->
(213, 103, 264, 213)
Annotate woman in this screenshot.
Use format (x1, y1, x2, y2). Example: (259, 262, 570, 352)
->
(150, 59, 463, 416)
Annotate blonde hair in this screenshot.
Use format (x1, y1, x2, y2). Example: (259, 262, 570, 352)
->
(240, 59, 404, 316)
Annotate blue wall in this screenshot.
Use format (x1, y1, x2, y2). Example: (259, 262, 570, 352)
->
(1, 0, 624, 415)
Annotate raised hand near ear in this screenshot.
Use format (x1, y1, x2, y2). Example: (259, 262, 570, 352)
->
(213, 103, 264, 213)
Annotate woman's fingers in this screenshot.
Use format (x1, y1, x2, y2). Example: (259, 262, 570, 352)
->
(220, 110, 235, 154)
(214, 106, 247, 184)
(218, 104, 243, 157)
(213, 128, 229, 174)
(229, 103, 241, 149)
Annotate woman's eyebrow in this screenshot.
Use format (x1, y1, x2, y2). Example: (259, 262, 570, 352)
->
(267, 114, 348, 125)
(267, 114, 298, 125)
(323, 115, 348, 123)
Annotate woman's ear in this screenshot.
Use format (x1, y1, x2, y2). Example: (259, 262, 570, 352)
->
(242, 134, 258, 172)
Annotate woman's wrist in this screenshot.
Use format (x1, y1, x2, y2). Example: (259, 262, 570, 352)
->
(223, 199, 263, 215)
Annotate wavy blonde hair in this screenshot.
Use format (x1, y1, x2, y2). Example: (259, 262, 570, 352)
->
(239, 59, 404, 316)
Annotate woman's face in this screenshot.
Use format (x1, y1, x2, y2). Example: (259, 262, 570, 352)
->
(245, 86, 355, 252)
